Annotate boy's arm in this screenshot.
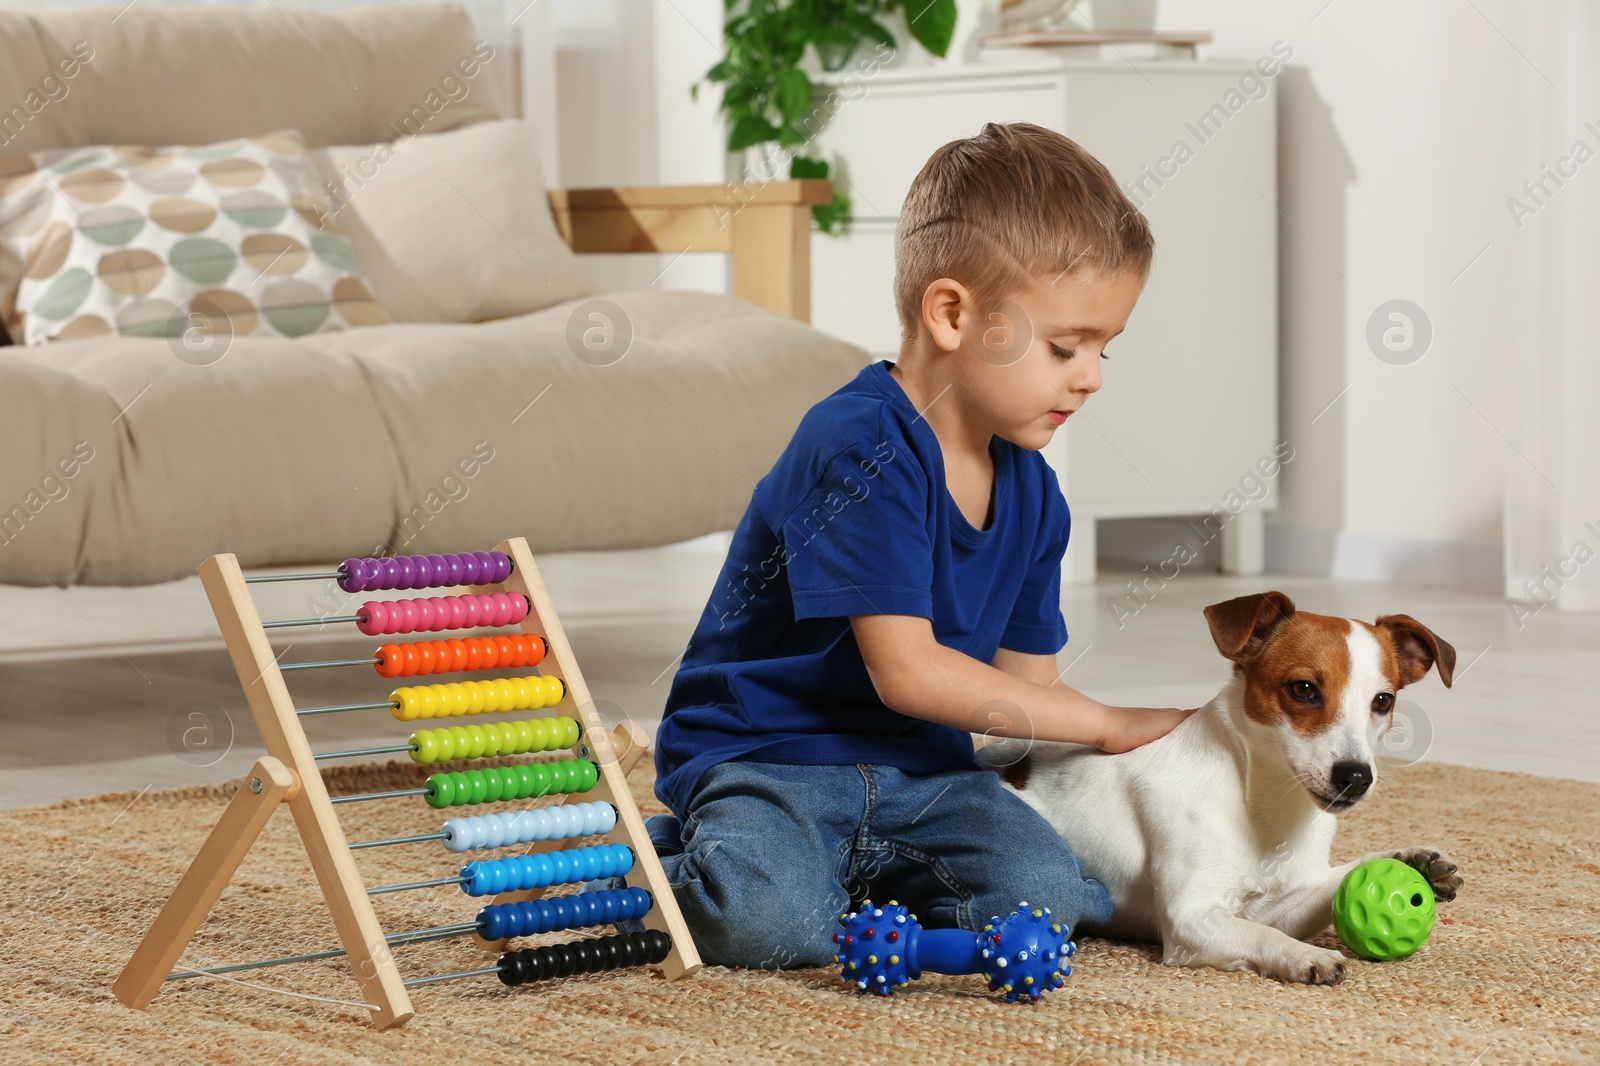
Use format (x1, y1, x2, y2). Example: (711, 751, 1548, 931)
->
(990, 647, 1062, 688)
(853, 615, 1195, 753)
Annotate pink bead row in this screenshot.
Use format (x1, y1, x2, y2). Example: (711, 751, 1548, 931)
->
(356, 593, 530, 636)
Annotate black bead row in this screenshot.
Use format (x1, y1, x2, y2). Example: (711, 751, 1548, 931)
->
(495, 929, 673, 987)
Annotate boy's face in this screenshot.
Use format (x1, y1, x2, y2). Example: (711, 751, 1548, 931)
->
(946, 268, 1146, 451)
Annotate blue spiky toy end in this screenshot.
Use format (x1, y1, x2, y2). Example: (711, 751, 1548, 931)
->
(833, 898, 1075, 1002)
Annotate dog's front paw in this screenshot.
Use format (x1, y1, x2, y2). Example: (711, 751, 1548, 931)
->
(1259, 944, 1349, 986)
(1389, 846, 1463, 902)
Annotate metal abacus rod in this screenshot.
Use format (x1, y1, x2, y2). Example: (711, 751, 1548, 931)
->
(262, 592, 533, 636)
(367, 842, 635, 898)
(245, 570, 345, 584)
(369, 875, 467, 895)
(317, 715, 583, 764)
(166, 922, 480, 980)
(265, 613, 364, 629)
(245, 550, 514, 594)
(331, 786, 429, 805)
(314, 743, 413, 761)
(300, 700, 397, 717)
(350, 832, 444, 850)
(298, 676, 567, 720)
(405, 930, 674, 990)
(280, 656, 381, 672)
(166, 885, 658, 982)
(278, 634, 549, 678)
(348, 800, 619, 852)
(329, 758, 599, 808)
(405, 966, 498, 988)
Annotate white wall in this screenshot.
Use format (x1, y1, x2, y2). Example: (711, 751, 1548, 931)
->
(530, 0, 1568, 592)
(1096, 0, 1528, 590)
(529, 0, 728, 296)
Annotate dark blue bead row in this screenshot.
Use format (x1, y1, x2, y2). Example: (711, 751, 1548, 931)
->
(476, 886, 653, 941)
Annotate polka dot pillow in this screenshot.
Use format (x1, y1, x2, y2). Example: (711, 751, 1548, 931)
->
(0, 129, 389, 347)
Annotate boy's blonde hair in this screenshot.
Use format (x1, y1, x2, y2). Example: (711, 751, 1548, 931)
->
(894, 122, 1154, 338)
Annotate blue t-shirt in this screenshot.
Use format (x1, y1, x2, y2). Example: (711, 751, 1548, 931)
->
(653, 358, 1071, 819)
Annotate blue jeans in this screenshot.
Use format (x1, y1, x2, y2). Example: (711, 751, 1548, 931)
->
(596, 760, 1112, 970)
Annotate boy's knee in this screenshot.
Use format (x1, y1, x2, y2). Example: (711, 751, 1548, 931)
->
(667, 847, 845, 969)
(673, 877, 841, 969)
(998, 875, 1112, 933)
(646, 813, 684, 855)
(966, 849, 1114, 933)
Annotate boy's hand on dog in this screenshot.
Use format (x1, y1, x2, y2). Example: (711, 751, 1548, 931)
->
(1094, 705, 1199, 754)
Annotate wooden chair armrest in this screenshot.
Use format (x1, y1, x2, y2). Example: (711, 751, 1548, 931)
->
(546, 180, 831, 323)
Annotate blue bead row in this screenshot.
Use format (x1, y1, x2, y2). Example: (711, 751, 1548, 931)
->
(460, 842, 634, 897)
(476, 886, 653, 941)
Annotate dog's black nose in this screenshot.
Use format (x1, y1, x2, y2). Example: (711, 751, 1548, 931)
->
(1330, 761, 1374, 798)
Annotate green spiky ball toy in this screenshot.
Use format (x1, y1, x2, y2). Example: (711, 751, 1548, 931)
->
(1332, 857, 1436, 961)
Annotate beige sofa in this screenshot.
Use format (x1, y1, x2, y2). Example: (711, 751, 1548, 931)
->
(0, 3, 868, 586)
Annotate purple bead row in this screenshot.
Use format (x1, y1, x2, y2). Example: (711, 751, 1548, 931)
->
(338, 551, 513, 594)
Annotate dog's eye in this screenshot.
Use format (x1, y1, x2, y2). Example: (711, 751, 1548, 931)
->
(1372, 693, 1394, 715)
(1287, 680, 1319, 703)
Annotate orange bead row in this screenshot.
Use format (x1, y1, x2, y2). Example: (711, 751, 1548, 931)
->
(374, 634, 548, 679)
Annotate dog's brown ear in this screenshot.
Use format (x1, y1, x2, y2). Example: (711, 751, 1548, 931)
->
(1203, 591, 1296, 661)
(1374, 614, 1456, 688)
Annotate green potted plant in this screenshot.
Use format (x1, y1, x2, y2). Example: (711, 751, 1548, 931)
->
(698, 0, 959, 234)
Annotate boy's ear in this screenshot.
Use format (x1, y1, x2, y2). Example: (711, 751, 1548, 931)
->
(921, 277, 971, 353)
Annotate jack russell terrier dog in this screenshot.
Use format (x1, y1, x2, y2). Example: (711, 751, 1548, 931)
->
(978, 590, 1463, 985)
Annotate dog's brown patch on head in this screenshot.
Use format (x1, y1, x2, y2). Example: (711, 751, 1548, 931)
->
(999, 753, 1031, 791)
(1236, 613, 1353, 736)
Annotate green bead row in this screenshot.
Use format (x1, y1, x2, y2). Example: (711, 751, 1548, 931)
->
(409, 716, 580, 765)
(424, 758, 598, 809)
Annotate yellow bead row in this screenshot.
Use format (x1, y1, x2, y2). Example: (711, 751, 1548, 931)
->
(390, 675, 566, 722)
(408, 716, 580, 764)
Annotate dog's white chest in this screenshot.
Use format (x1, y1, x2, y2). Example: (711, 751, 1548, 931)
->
(1232, 842, 1302, 919)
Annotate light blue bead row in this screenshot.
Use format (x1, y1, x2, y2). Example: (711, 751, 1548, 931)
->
(441, 800, 617, 853)
(460, 842, 634, 897)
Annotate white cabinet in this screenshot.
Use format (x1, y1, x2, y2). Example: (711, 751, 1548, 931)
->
(808, 58, 1278, 584)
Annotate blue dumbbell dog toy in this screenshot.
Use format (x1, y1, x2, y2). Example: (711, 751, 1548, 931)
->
(832, 899, 1074, 1002)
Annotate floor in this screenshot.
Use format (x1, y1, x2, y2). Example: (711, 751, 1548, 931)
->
(1, 533, 1596, 808)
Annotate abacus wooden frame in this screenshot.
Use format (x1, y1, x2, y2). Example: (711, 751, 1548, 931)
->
(113, 537, 701, 1029)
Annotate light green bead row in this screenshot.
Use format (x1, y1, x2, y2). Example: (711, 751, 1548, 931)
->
(409, 716, 580, 765)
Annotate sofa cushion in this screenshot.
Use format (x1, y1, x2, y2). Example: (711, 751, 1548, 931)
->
(0, 290, 871, 585)
(0, 3, 502, 154)
(311, 119, 598, 323)
(0, 129, 389, 346)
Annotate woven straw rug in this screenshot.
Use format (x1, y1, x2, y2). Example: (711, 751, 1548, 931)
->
(1, 758, 1595, 1066)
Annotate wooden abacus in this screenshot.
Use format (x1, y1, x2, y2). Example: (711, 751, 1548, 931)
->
(113, 537, 700, 1028)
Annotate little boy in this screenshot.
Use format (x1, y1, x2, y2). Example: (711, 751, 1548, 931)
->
(642, 122, 1193, 969)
